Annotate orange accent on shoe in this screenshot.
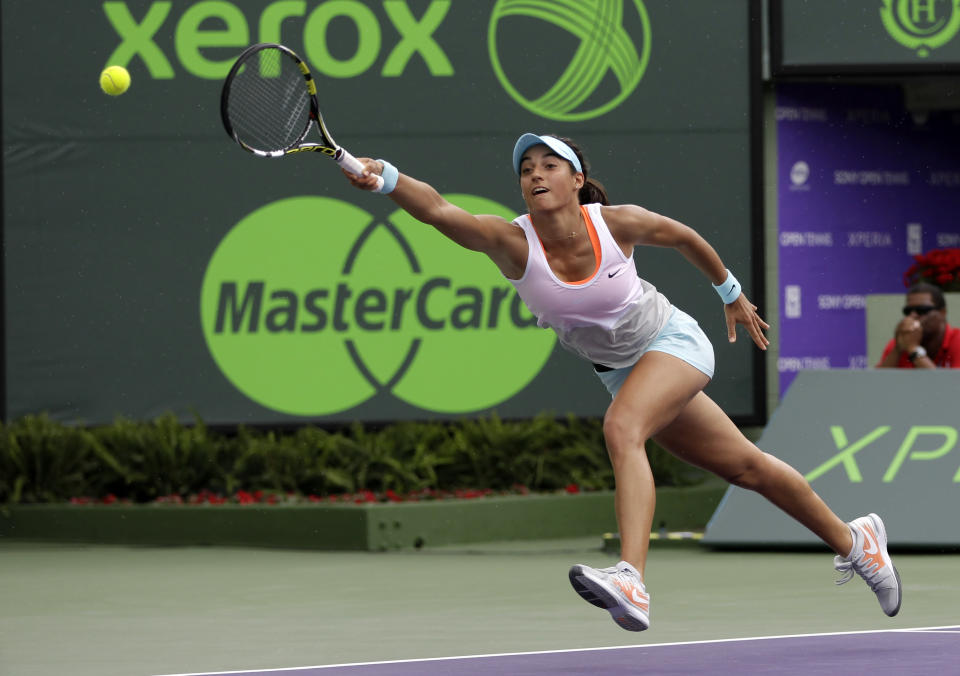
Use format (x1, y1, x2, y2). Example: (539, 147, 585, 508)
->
(613, 578, 649, 611)
(858, 523, 887, 573)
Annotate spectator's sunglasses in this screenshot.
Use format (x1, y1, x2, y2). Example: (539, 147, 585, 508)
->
(902, 304, 938, 316)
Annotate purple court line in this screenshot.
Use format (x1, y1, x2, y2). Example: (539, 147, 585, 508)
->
(156, 626, 960, 676)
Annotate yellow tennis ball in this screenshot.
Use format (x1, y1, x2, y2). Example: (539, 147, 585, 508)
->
(100, 66, 131, 96)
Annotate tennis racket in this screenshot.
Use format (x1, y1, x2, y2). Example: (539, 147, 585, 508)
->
(220, 42, 383, 190)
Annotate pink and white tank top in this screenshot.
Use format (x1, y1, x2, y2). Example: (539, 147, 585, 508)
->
(506, 203, 672, 368)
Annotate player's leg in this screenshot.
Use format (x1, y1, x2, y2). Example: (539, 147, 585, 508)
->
(652, 391, 852, 554)
(653, 392, 901, 616)
(602, 351, 710, 575)
(568, 351, 708, 632)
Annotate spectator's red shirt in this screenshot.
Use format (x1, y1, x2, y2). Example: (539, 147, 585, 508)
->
(879, 322, 960, 368)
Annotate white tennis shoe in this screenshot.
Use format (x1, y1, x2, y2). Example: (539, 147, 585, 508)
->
(568, 560, 650, 631)
(834, 513, 902, 617)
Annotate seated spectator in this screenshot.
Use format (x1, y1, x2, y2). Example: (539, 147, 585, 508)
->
(877, 283, 960, 368)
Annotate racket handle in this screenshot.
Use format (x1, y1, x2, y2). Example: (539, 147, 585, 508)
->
(336, 149, 385, 191)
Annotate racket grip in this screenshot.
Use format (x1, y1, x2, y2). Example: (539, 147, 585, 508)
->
(336, 149, 385, 191)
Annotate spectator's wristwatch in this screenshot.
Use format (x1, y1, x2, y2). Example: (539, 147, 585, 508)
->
(909, 346, 927, 362)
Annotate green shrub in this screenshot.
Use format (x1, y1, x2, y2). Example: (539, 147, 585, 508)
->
(90, 415, 230, 501)
(0, 415, 117, 502)
(0, 413, 707, 504)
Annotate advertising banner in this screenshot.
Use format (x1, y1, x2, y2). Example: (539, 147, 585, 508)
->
(3, 1, 760, 426)
(776, 82, 960, 396)
(774, 0, 960, 72)
(704, 370, 960, 548)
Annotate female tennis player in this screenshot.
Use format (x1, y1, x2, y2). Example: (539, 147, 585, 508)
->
(343, 134, 901, 631)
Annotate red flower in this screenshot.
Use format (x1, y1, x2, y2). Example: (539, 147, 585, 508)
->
(905, 248, 960, 291)
(565, 483, 580, 494)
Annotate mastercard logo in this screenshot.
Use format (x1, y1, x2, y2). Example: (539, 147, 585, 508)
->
(200, 195, 556, 416)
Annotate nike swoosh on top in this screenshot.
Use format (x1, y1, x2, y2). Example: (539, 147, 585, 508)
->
(858, 524, 887, 572)
(608, 268, 624, 278)
(613, 579, 649, 610)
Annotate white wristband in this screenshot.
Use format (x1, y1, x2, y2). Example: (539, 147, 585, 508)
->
(374, 160, 398, 194)
(712, 269, 741, 304)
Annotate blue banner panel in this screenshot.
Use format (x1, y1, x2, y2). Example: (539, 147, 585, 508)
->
(776, 83, 960, 396)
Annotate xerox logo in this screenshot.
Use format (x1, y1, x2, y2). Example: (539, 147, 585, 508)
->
(200, 195, 555, 416)
(488, 0, 652, 121)
(102, 1, 650, 121)
(103, 0, 455, 79)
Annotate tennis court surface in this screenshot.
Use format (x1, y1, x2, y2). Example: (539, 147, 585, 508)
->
(157, 627, 960, 675)
(3, 541, 959, 676)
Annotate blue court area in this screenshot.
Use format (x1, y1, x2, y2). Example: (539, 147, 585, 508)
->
(157, 627, 960, 676)
(3, 540, 959, 676)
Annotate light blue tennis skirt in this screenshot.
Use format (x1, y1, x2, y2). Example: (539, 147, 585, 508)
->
(594, 307, 715, 398)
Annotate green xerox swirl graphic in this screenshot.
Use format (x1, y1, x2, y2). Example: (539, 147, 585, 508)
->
(488, 0, 651, 121)
(880, 0, 960, 58)
(200, 195, 556, 416)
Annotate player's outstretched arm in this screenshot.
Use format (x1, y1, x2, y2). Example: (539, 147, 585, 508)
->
(343, 159, 513, 258)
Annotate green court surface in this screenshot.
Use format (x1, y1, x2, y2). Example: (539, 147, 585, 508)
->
(2, 539, 958, 676)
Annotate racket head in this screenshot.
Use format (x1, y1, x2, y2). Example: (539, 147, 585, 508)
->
(221, 43, 333, 157)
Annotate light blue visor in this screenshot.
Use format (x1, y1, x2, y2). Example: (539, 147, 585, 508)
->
(512, 133, 582, 174)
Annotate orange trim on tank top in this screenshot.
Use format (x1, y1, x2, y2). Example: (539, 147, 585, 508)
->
(564, 205, 602, 285)
(531, 205, 602, 284)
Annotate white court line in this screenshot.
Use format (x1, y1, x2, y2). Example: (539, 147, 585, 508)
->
(152, 625, 960, 676)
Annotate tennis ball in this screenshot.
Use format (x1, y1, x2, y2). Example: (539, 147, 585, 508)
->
(99, 66, 131, 96)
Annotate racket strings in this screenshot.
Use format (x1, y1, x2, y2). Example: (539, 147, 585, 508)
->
(226, 49, 311, 153)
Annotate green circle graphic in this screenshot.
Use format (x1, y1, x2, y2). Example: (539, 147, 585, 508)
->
(488, 0, 651, 121)
(200, 195, 556, 416)
(879, 0, 960, 58)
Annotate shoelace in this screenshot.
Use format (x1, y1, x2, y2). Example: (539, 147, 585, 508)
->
(833, 557, 856, 586)
(833, 553, 883, 590)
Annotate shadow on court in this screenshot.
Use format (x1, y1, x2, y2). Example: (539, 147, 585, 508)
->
(2, 539, 958, 676)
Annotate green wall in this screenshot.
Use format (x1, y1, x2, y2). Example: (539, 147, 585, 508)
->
(2, 1, 761, 426)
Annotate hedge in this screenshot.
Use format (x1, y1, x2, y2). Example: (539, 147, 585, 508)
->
(0, 413, 708, 504)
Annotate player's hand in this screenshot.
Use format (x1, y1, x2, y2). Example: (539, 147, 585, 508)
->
(342, 157, 383, 191)
(723, 293, 770, 350)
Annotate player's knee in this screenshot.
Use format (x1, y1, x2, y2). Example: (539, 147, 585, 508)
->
(602, 412, 648, 464)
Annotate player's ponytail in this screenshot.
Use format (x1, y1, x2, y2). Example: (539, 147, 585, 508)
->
(552, 136, 609, 206)
(579, 178, 609, 206)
